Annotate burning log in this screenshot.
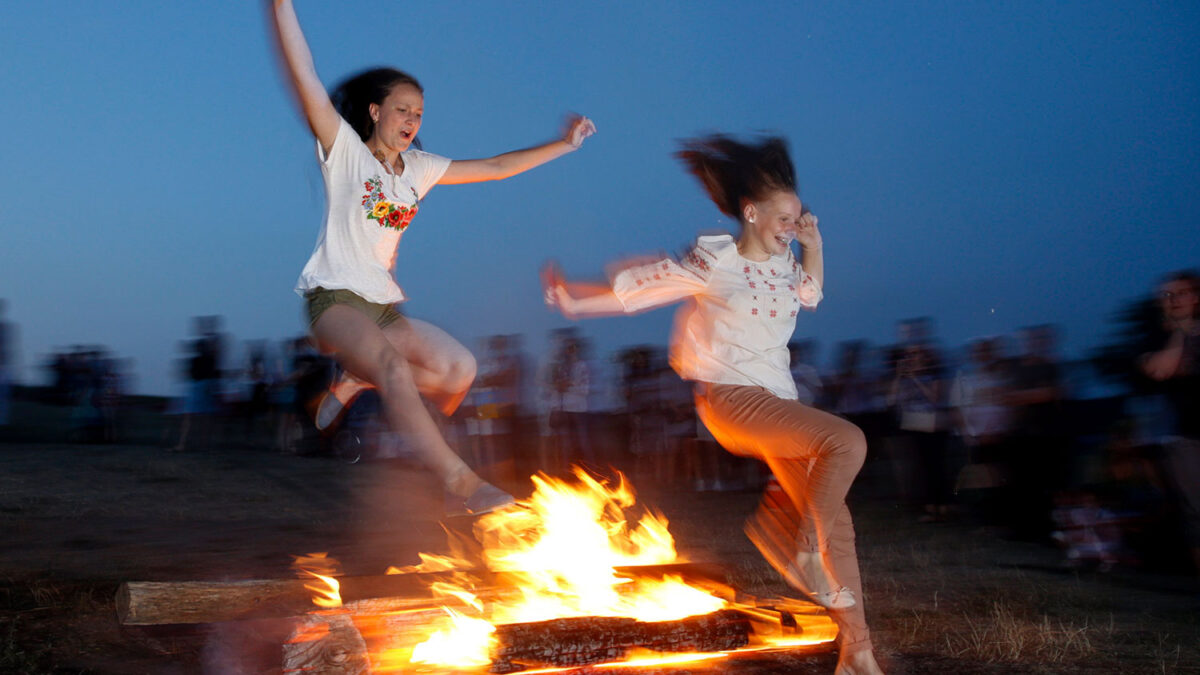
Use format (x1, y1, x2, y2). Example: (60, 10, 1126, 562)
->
(282, 611, 370, 675)
(489, 609, 751, 673)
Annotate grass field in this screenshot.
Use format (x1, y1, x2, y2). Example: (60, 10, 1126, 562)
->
(1, 398, 1197, 674)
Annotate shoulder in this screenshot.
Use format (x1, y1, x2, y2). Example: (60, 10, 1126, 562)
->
(693, 234, 738, 263)
(402, 147, 451, 169)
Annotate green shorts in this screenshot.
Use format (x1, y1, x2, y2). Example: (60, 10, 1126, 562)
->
(304, 287, 405, 329)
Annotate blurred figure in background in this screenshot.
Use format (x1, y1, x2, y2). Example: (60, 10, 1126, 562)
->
(242, 341, 273, 446)
(887, 338, 950, 522)
(469, 334, 520, 471)
(551, 335, 594, 470)
(789, 339, 824, 407)
(1007, 324, 1067, 539)
(0, 299, 13, 426)
(171, 316, 225, 452)
(949, 337, 1014, 524)
(1140, 270, 1200, 576)
(828, 341, 876, 420)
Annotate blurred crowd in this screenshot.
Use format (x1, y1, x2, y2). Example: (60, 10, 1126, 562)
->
(1, 269, 1196, 577)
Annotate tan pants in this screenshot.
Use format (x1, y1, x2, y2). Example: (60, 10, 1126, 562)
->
(696, 383, 873, 655)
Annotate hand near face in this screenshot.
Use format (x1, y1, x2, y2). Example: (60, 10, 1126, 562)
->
(795, 211, 822, 250)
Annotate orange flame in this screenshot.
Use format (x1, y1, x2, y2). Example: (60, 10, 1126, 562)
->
(303, 571, 342, 609)
(297, 468, 837, 671)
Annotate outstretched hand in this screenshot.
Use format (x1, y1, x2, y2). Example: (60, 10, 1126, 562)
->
(563, 115, 597, 148)
(541, 261, 577, 318)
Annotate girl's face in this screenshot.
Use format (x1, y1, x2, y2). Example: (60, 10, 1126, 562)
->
(369, 83, 424, 153)
(741, 190, 803, 260)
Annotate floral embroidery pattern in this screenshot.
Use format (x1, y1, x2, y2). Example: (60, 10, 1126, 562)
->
(361, 178, 419, 232)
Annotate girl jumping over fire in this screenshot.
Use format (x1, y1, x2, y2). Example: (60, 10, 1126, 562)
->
(542, 136, 882, 674)
(268, 0, 594, 514)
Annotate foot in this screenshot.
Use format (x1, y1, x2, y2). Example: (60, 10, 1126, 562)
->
(784, 550, 856, 610)
(314, 372, 370, 431)
(464, 482, 516, 515)
(835, 648, 884, 675)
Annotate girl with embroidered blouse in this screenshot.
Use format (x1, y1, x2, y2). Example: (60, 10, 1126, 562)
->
(269, 0, 595, 515)
(543, 136, 883, 675)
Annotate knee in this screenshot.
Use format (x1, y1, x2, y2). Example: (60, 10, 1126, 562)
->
(378, 352, 415, 391)
(827, 424, 868, 469)
(447, 350, 477, 391)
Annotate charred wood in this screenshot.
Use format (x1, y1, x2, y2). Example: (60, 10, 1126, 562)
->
(490, 609, 750, 673)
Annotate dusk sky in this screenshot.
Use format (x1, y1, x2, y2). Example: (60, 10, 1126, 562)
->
(1, 1, 1198, 396)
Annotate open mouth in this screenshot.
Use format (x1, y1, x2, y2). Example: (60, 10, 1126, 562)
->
(773, 234, 793, 247)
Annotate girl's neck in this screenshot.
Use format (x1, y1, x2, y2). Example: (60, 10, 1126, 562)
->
(736, 236, 771, 262)
(366, 142, 401, 171)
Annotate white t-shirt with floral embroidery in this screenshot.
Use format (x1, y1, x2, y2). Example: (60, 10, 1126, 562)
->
(295, 117, 451, 304)
(610, 234, 823, 400)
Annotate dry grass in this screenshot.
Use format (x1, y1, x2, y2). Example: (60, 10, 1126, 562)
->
(0, 403, 1198, 673)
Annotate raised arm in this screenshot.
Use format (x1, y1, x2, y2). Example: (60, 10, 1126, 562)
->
(268, 0, 340, 153)
(795, 211, 824, 289)
(439, 116, 596, 185)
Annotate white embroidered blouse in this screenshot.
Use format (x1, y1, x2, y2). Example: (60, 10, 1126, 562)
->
(610, 234, 823, 400)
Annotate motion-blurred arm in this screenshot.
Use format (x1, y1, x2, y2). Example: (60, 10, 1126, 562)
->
(268, 0, 340, 154)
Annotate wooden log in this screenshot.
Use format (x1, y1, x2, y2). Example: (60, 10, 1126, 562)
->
(116, 571, 489, 625)
(281, 611, 370, 675)
(115, 563, 725, 626)
(489, 609, 750, 673)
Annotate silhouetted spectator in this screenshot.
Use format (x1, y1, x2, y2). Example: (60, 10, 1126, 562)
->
(171, 316, 226, 452)
(949, 337, 1014, 522)
(1140, 270, 1200, 575)
(1007, 324, 1068, 539)
(789, 340, 823, 407)
(469, 334, 520, 471)
(888, 341, 950, 521)
(551, 335, 594, 469)
(0, 300, 12, 426)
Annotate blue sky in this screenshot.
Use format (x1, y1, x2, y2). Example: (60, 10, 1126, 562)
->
(1, 1, 1198, 395)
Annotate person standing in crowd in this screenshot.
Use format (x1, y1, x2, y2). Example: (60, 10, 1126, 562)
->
(267, 0, 594, 514)
(1140, 271, 1200, 576)
(1007, 324, 1067, 539)
(0, 300, 13, 427)
(551, 335, 594, 469)
(789, 340, 824, 407)
(171, 316, 225, 452)
(544, 134, 883, 674)
(949, 337, 1014, 523)
(887, 337, 950, 522)
(469, 334, 520, 471)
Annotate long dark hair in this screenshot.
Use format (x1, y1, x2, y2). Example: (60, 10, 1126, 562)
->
(330, 67, 423, 144)
(675, 135, 797, 222)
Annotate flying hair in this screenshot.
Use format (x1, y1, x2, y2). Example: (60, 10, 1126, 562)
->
(675, 134, 797, 221)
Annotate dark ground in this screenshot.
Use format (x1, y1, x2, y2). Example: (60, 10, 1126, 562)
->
(1, 397, 1198, 674)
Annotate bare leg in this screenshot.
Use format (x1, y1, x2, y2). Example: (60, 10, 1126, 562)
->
(382, 318, 476, 416)
(311, 306, 486, 499)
